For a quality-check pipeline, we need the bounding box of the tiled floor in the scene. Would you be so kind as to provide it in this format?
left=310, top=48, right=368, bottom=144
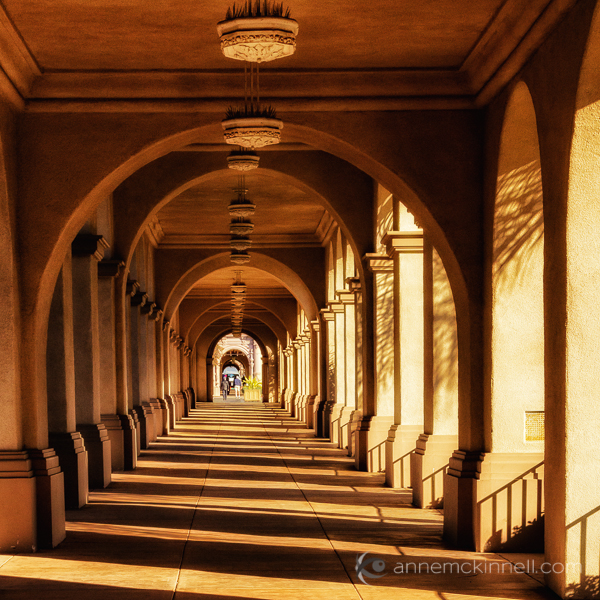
left=0, top=404, right=557, bottom=599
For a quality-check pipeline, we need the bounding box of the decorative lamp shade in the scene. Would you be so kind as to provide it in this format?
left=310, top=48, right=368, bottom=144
left=231, top=252, right=251, bottom=265
left=229, top=202, right=256, bottom=219
left=230, top=238, right=252, bottom=252
left=227, top=151, right=260, bottom=171
left=230, top=222, right=254, bottom=236
left=222, top=117, right=283, bottom=148
left=217, top=17, right=299, bottom=63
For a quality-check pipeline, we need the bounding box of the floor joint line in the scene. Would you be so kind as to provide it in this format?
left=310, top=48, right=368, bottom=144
left=262, top=409, right=365, bottom=599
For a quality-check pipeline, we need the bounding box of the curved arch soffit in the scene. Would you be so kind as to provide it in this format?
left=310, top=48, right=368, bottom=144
left=204, top=328, right=268, bottom=360
left=190, top=313, right=281, bottom=358
left=494, top=81, right=543, bottom=253
left=125, top=166, right=352, bottom=262
left=186, top=298, right=289, bottom=346
left=164, top=252, right=318, bottom=323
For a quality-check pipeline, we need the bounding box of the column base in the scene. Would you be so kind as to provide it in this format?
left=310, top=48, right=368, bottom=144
left=165, top=396, right=176, bottom=430
left=148, top=398, right=163, bottom=441
left=313, top=396, right=326, bottom=438
left=128, top=409, right=141, bottom=456
left=296, top=394, right=307, bottom=423
left=305, top=394, right=317, bottom=429
left=410, top=433, right=457, bottom=507
left=443, top=451, right=544, bottom=551
left=325, top=402, right=344, bottom=445
left=348, top=410, right=363, bottom=457
left=0, top=451, right=37, bottom=552
left=132, top=404, right=154, bottom=450
left=339, top=406, right=355, bottom=451
left=156, top=398, right=170, bottom=436
left=77, top=423, right=112, bottom=489
left=289, top=392, right=298, bottom=419
left=118, top=414, right=137, bottom=470
left=49, top=432, right=88, bottom=508
left=29, top=448, right=66, bottom=549
left=174, top=393, right=185, bottom=421
left=100, top=414, right=125, bottom=471
left=355, top=415, right=395, bottom=472
left=384, top=424, right=423, bottom=489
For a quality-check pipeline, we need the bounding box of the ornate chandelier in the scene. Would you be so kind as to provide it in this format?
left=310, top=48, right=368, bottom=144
left=217, top=2, right=298, bottom=63
left=231, top=273, right=246, bottom=336
left=229, top=174, right=254, bottom=264
left=219, top=2, right=295, bottom=152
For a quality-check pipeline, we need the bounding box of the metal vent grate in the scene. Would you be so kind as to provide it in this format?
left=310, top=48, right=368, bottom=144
left=525, top=411, right=545, bottom=442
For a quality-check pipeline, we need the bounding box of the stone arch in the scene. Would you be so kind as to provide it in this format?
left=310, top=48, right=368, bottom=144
left=186, top=301, right=288, bottom=350
left=163, top=252, right=320, bottom=324
left=489, top=81, right=544, bottom=454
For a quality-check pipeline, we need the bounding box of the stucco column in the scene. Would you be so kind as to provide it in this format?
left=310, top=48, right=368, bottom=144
left=291, top=339, right=302, bottom=419
left=113, top=270, right=137, bottom=469
left=130, top=290, right=155, bottom=448
left=47, top=255, right=88, bottom=510
left=98, top=259, right=134, bottom=472
left=46, top=254, right=88, bottom=509
left=337, top=290, right=357, bottom=452
left=320, top=309, right=336, bottom=439
left=311, top=319, right=326, bottom=436
left=326, top=303, right=346, bottom=445
left=380, top=231, right=425, bottom=489
left=410, top=239, right=458, bottom=507
left=125, top=279, right=141, bottom=456
left=71, top=234, right=111, bottom=489
left=355, top=255, right=395, bottom=472
left=142, top=301, right=163, bottom=437
left=304, top=326, right=318, bottom=429
left=261, top=356, right=269, bottom=402
left=151, top=308, right=169, bottom=433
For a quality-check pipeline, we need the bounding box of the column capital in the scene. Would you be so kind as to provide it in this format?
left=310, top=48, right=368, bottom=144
left=131, top=291, right=149, bottom=308
left=336, top=289, right=355, bottom=304
left=140, top=300, right=157, bottom=315
left=328, top=301, right=345, bottom=314
left=363, top=252, right=393, bottom=272
left=72, top=234, right=109, bottom=261
left=381, top=230, right=424, bottom=256
left=126, top=279, right=140, bottom=297
left=310, top=319, right=320, bottom=333
left=346, top=276, right=362, bottom=293
left=320, top=308, right=335, bottom=322
left=154, top=308, right=164, bottom=322
left=162, top=319, right=170, bottom=332
left=98, top=259, right=125, bottom=278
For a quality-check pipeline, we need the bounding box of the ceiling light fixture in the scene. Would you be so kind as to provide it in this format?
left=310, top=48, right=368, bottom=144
left=217, top=2, right=298, bottom=63
left=219, top=2, right=295, bottom=150
left=227, top=149, right=261, bottom=171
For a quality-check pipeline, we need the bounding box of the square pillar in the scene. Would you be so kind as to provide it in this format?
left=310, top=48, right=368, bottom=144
left=72, top=234, right=112, bottom=489
left=47, top=255, right=88, bottom=508
left=382, top=229, right=425, bottom=489
left=355, top=255, right=395, bottom=472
